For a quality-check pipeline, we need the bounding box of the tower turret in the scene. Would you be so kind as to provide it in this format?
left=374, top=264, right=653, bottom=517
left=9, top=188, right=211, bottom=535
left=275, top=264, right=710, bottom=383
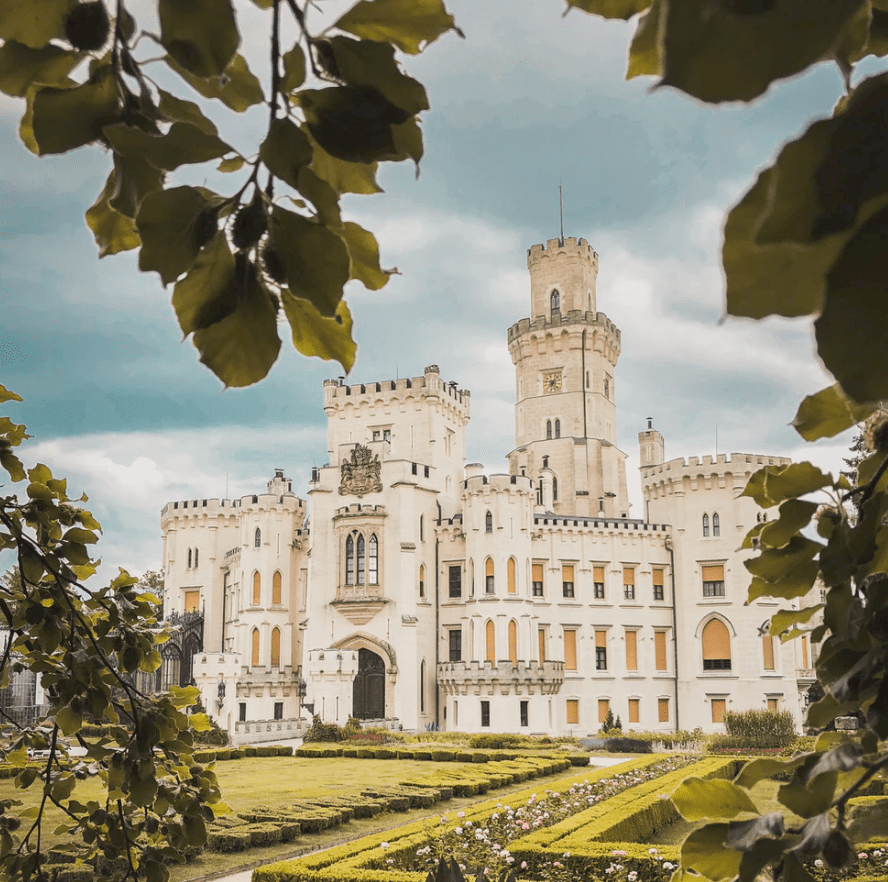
left=638, top=418, right=665, bottom=468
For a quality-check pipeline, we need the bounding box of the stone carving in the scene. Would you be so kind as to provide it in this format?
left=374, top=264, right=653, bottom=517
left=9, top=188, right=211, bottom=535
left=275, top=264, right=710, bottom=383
left=339, top=445, right=382, bottom=497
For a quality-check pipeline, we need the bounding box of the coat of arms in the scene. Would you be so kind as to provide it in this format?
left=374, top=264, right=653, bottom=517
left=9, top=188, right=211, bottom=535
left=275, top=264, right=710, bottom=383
left=339, top=445, right=382, bottom=497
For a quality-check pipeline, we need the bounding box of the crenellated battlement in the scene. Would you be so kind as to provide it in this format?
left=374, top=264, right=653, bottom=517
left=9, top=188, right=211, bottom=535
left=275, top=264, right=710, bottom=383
left=161, top=492, right=305, bottom=525
left=323, top=364, right=470, bottom=415
left=640, top=452, right=792, bottom=497
left=462, top=472, right=535, bottom=496
left=507, top=310, right=620, bottom=344
left=333, top=503, right=387, bottom=518
left=526, top=237, right=597, bottom=269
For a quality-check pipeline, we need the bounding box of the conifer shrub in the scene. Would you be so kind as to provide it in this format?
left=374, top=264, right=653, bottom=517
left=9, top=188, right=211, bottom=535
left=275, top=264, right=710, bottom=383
left=605, top=737, right=653, bottom=754
left=302, top=714, right=344, bottom=742
left=708, top=709, right=797, bottom=750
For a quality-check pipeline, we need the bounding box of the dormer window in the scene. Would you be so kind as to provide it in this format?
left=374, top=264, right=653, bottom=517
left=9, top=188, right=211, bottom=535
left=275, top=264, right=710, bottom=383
left=550, top=289, right=560, bottom=313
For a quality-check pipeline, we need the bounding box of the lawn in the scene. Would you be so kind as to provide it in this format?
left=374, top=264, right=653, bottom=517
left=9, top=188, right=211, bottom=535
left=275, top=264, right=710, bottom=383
left=0, top=755, right=601, bottom=882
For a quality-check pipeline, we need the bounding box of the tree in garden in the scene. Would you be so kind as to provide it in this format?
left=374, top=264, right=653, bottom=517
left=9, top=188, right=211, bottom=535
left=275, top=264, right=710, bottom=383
left=0, top=384, right=222, bottom=882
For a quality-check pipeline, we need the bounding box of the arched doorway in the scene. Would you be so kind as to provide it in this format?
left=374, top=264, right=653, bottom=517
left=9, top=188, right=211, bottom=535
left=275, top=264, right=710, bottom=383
left=353, top=648, right=385, bottom=719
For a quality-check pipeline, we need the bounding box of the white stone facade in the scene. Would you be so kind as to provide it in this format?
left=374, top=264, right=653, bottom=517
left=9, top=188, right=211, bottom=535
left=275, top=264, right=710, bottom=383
left=161, top=236, right=814, bottom=743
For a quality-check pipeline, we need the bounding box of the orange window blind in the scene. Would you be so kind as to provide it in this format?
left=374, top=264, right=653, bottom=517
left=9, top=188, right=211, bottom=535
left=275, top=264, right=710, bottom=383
left=711, top=698, right=726, bottom=723
left=184, top=590, right=200, bottom=613
left=566, top=699, right=579, bottom=725
left=486, top=558, right=494, bottom=577
left=270, top=627, right=281, bottom=667
left=508, top=620, right=518, bottom=664
left=762, top=635, right=775, bottom=670
left=628, top=698, right=640, bottom=723
left=595, top=629, right=607, bottom=648
left=625, top=630, right=638, bottom=670
left=658, top=698, right=669, bottom=722
left=508, top=558, right=517, bottom=594
left=486, top=621, right=496, bottom=662
left=598, top=699, right=610, bottom=723
left=702, top=565, right=724, bottom=582
left=653, top=569, right=664, bottom=586
left=767, top=698, right=778, bottom=710
left=562, top=564, right=574, bottom=581
left=533, top=563, right=544, bottom=582
left=564, top=630, right=577, bottom=670
left=623, top=567, right=635, bottom=584
left=272, top=571, right=282, bottom=605
left=251, top=628, right=260, bottom=666
left=594, top=565, right=605, bottom=583
left=702, top=619, right=731, bottom=660
left=655, top=631, right=668, bottom=671
left=801, top=636, right=809, bottom=668
left=538, top=627, right=546, bottom=661
left=252, top=571, right=261, bottom=605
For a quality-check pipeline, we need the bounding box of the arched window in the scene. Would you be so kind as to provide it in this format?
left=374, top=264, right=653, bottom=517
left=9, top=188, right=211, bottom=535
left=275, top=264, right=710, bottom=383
left=368, top=534, right=378, bottom=584
left=508, top=620, right=518, bottom=665
left=419, top=515, right=424, bottom=541
left=485, top=620, right=496, bottom=663
left=420, top=659, right=426, bottom=712
left=187, top=548, right=192, bottom=568
left=702, top=619, right=731, bottom=670
left=485, top=511, right=493, bottom=533
left=485, top=558, right=494, bottom=594
left=272, top=570, right=282, bottom=605
left=419, top=563, right=425, bottom=599
left=553, top=476, right=558, bottom=502
left=550, top=289, right=560, bottom=312
left=357, top=534, right=365, bottom=585
left=252, top=571, right=261, bottom=605
left=546, top=420, right=552, bottom=440
left=254, top=528, right=261, bottom=548
left=713, top=513, right=720, bottom=537
left=270, top=627, right=281, bottom=667
left=345, top=534, right=355, bottom=585
left=554, top=419, right=560, bottom=438
left=507, top=557, right=517, bottom=594
left=586, top=370, right=590, bottom=388
left=703, top=514, right=710, bottom=537
left=604, top=379, right=609, bottom=399
left=251, top=628, right=260, bottom=667
left=194, top=548, right=199, bottom=567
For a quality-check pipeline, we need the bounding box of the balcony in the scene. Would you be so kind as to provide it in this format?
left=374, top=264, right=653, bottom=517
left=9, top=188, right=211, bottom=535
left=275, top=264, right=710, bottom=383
left=331, top=583, right=389, bottom=625
left=437, top=659, right=564, bottom=697
left=796, top=668, right=816, bottom=684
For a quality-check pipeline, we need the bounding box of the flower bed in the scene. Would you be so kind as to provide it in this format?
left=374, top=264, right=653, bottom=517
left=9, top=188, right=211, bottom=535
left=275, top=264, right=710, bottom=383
left=254, top=756, right=678, bottom=882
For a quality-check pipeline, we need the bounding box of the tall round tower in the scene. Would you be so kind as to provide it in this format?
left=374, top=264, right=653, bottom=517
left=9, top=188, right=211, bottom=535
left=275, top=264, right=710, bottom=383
left=507, top=237, right=629, bottom=518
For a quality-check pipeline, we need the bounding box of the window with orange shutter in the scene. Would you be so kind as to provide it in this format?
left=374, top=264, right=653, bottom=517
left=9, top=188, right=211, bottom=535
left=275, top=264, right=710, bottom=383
left=623, top=566, right=635, bottom=601
left=702, top=619, right=731, bottom=670
left=271, top=627, right=281, bottom=667
left=508, top=558, right=517, bottom=594
left=625, top=630, right=638, bottom=671
left=655, top=631, right=668, bottom=671
left=652, top=568, right=665, bottom=601
left=532, top=563, right=544, bottom=597
left=593, top=565, right=605, bottom=599
left=252, top=571, right=261, bottom=605
left=251, top=628, right=260, bottom=667
left=658, top=698, right=669, bottom=722
left=538, top=627, right=546, bottom=661
left=762, top=635, right=775, bottom=670
left=272, top=570, right=282, bottom=605
left=485, top=558, right=495, bottom=594
left=564, top=629, right=577, bottom=670
left=595, top=629, right=607, bottom=671
left=486, top=620, right=496, bottom=662
left=562, top=564, right=574, bottom=598
left=598, top=699, right=610, bottom=723
left=702, top=564, right=725, bottom=597
left=184, top=590, right=200, bottom=613
left=508, top=620, right=518, bottom=664
left=711, top=698, right=726, bottom=723
left=767, top=698, right=778, bottom=710
left=628, top=698, right=640, bottom=723
left=566, top=699, right=579, bottom=725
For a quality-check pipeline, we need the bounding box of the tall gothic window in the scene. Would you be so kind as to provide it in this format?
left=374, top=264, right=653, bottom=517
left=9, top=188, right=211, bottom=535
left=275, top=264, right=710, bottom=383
left=550, top=289, right=560, bottom=312
left=254, top=528, right=261, bottom=548
left=194, top=548, right=199, bottom=567
left=703, top=513, right=710, bottom=537
left=713, top=513, right=720, bottom=536
left=251, top=628, right=260, bottom=667
left=357, top=534, right=365, bottom=585
left=270, top=627, right=281, bottom=667
left=187, top=548, right=192, bottom=568
left=345, top=534, right=355, bottom=584
left=485, top=511, right=493, bottom=533
left=546, top=420, right=552, bottom=439
left=368, top=534, right=378, bottom=584
left=554, top=419, right=560, bottom=438
left=252, top=571, right=261, bottom=605
left=553, top=477, right=558, bottom=502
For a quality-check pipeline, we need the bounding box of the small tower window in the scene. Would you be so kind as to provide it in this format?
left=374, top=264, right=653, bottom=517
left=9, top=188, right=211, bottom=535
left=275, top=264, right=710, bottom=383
left=546, top=420, right=552, bottom=440
left=345, top=533, right=355, bottom=585
left=194, top=548, right=199, bottom=568
left=254, top=528, right=261, bottom=548
left=703, top=514, right=710, bottom=537
left=604, top=379, right=609, bottom=399
left=713, top=513, right=720, bottom=537
left=368, top=534, right=378, bottom=584
left=554, top=419, right=560, bottom=438
left=550, top=289, right=560, bottom=313
left=357, top=534, right=366, bottom=585
left=485, top=511, right=493, bottom=533
left=553, top=477, right=558, bottom=501
left=187, top=548, right=192, bottom=569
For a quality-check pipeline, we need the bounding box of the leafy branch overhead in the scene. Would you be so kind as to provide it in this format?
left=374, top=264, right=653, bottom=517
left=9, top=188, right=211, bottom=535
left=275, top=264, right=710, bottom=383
left=0, top=0, right=461, bottom=387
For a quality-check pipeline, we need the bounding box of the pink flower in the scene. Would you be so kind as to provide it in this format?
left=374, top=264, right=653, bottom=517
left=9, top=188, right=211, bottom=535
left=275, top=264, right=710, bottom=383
left=521, top=862, right=527, bottom=870
left=859, top=853, right=868, bottom=859
left=457, top=811, right=465, bottom=818
left=612, top=850, right=627, bottom=856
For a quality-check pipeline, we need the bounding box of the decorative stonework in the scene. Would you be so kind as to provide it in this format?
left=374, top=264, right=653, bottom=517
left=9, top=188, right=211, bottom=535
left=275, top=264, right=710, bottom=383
left=330, top=597, right=389, bottom=626
left=339, top=445, right=382, bottom=497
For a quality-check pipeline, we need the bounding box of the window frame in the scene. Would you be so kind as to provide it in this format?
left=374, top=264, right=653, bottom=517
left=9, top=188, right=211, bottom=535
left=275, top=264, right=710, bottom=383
left=448, top=564, right=462, bottom=599
left=448, top=628, right=462, bottom=662
left=481, top=700, right=491, bottom=728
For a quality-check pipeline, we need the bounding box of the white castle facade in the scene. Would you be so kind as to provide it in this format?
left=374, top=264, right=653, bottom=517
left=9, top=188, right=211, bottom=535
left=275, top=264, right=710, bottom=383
left=160, top=236, right=815, bottom=744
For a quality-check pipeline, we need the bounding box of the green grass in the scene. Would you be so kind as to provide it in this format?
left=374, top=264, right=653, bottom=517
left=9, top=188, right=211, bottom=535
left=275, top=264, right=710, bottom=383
left=0, top=755, right=598, bottom=882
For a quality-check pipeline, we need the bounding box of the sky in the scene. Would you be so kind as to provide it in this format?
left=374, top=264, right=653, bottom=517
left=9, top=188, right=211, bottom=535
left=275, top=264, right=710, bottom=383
left=0, top=2, right=876, bottom=580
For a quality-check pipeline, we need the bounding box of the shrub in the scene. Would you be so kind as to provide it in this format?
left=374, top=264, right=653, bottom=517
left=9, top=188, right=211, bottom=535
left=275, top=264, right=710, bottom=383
left=721, top=709, right=797, bottom=749
left=302, top=714, right=344, bottom=743
left=605, top=737, right=653, bottom=754
left=191, top=693, right=229, bottom=746
left=468, top=733, right=528, bottom=749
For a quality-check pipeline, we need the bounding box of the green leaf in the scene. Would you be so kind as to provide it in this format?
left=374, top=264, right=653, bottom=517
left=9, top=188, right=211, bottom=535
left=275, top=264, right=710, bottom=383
left=63, top=527, right=98, bottom=544
left=759, top=499, right=819, bottom=549
left=806, top=691, right=857, bottom=729
left=745, top=536, right=821, bottom=582
left=159, top=0, right=238, bottom=77
left=815, top=202, right=888, bottom=402
left=281, top=43, right=306, bottom=92
left=104, top=121, right=231, bottom=171
left=157, top=88, right=219, bottom=136
left=0, top=450, right=26, bottom=483
left=109, top=150, right=166, bottom=219
left=31, top=66, right=120, bottom=155
left=192, top=262, right=282, bottom=388
left=769, top=605, right=824, bottom=637
left=747, top=565, right=819, bottom=602
left=672, top=777, right=759, bottom=821
left=56, top=705, right=83, bottom=736
left=270, top=206, right=350, bottom=316
left=282, top=294, right=357, bottom=373
left=5, top=745, right=28, bottom=768
left=566, top=0, right=652, bottom=18
left=0, top=41, right=81, bottom=97
left=0, top=0, right=69, bottom=49
left=218, top=155, right=245, bottom=172
left=258, top=117, right=313, bottom=189
left=309, top=134, right=382, bottom=194
left=681, top=823, right=741, bottom=881
left=0, top=385, right=23, bottom=405
left=172, top=234, right=238, bottom=335
left=659, top=0, right=863, bottom=103
left=742, top=462, right=832, bottom=507
left=391, top=116, right=424, bottom=166
left=778, top=771, right=838, bottom=818
left=734, top=755, right=811, bottom=789
left=190, top=713, right=211, bottom=732
left=626, top=0, right=662, bottom=78
left=327, top=36, right=429, bottom=115
left=792, top=384, right=876, bottom=441
left=166, top=53, right=263, bottom=112
left=334, top=0, right=460, bottom=54
left=297, top=167, right=341, bottom=225
left=298, top=86, right=410, bottom=163
left=136, top=186, right=213, bottom=285
left=338, top=221, right=393, bottom=289
left=86, top=173, right=141, bottom=257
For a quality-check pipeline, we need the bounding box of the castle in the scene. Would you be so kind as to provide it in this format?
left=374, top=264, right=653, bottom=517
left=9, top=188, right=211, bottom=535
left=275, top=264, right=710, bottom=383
left=160, top=236, right=814, bottom=743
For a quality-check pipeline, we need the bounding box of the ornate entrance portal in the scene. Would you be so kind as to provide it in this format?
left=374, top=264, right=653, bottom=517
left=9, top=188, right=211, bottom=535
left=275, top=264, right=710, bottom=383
left=353, top=648, right=385, bottom=719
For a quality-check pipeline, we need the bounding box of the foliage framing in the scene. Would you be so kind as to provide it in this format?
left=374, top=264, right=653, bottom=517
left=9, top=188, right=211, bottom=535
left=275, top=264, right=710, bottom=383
left=565, top=0, right=888, bottom=880
left=0, top=0, right=461, bottom=387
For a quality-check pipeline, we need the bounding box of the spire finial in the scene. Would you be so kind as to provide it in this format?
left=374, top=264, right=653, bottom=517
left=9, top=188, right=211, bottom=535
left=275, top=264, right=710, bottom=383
left=559, top=183, right=564, bottom=241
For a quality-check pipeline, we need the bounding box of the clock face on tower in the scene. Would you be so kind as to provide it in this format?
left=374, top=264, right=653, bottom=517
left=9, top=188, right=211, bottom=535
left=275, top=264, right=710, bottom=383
left=543, top=372, right=562, bottom=394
